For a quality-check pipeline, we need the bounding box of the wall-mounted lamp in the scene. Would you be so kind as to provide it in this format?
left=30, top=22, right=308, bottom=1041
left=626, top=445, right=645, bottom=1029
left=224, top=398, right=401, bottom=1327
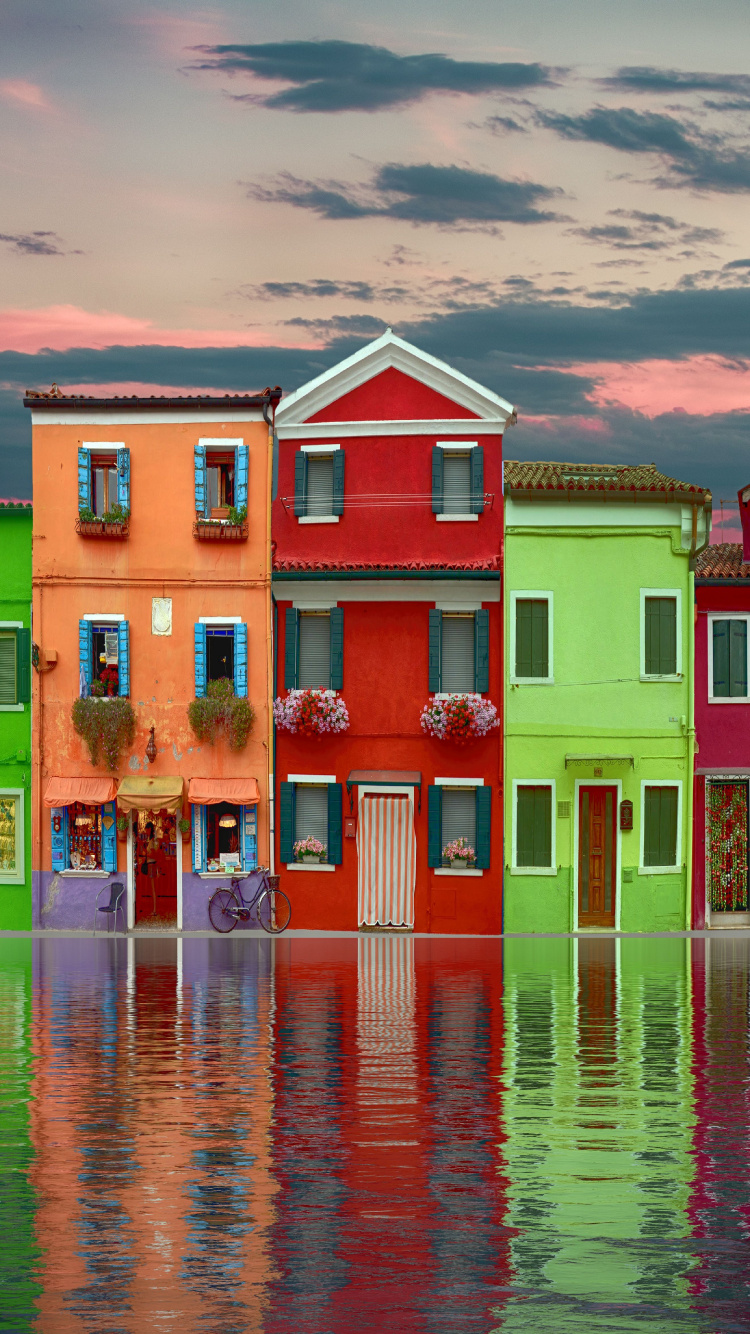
left=145, top=726, right=157, bottom=765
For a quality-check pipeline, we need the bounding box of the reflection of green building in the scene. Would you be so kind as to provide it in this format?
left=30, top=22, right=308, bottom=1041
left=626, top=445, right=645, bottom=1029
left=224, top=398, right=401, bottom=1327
left=496, top=936, right=695, bottom=1331
left=0, top=504, right=32, bottom=930
left=0, top=939, right=39, bottom=1325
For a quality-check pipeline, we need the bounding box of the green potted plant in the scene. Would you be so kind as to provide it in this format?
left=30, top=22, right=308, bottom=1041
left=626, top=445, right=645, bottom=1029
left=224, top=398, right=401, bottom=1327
left=116, top=814, right=129, bottom=842
left=188, top=678, right=255, bottom=750
left=178, top=816, right=191, bottom=836
left=293, top=836, right=327, bottom=865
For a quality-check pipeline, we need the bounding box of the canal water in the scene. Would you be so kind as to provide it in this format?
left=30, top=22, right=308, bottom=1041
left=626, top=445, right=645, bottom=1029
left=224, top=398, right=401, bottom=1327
left=0, top=934, right=748, bottom=1332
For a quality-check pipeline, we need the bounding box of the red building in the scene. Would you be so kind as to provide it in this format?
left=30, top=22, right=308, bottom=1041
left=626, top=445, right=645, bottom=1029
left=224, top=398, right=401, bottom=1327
left=693, top=484, right=750, bottom=928
left=272, top=330, right=513, bottom=933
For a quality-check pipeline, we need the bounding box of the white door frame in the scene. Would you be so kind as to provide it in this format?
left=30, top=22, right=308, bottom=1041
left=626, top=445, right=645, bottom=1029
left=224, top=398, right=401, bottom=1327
left=573, top=778, right=622, bottom=932
left=125, top=810, right=183, bottom=932
left=357, top=784, right=416, bottom=927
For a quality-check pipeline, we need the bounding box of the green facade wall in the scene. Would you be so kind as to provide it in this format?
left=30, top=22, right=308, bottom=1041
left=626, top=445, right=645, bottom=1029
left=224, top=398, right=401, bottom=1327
left=504, top=507, right=693, bottom=934
left=0, top=507, right=32, bottom=931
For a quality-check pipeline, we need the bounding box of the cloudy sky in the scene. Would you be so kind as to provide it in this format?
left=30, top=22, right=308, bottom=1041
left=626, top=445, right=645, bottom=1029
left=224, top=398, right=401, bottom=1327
left=3, top=0, right=750, bottom=528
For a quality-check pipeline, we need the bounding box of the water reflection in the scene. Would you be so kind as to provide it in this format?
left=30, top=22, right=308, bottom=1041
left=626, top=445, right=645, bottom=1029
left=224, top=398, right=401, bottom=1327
left=0, top=934, right=745, bottom=1330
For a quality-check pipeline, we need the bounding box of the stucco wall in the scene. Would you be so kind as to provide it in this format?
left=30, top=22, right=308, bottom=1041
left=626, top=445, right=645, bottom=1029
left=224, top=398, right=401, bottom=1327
left=0, top=508, right=32, bottom=929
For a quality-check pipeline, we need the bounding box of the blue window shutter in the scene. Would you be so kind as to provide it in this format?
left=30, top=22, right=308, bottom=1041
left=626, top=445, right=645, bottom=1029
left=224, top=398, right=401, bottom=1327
left=294, top=452, right=307, bottom=517
left=117, top=447, right=130, bottom=511
left=332, top=450, right=345, bottom=516
left=78, top=447, right=91, bottom=512
left=428, top=785, right=443, bottom=867
left=236, top=443, right=249, bottom=510
left=329, top=607, right=344, bottom=690
left=284, top=609, right=299, bottom=689
left=470, top=446, right=484, bottom=514
left=194, top=443, right=208, bottom=518
left=79, top=620, right=92, bottom=696
left=475, top=787, right=492, bottom=869
left=101, top=801, right=117, bottom=872
left=432, top=447, right=444, bottom=514
left=474, top=609, right=489, bottom=693
left=429, top=609, right=442, bottom=692
left=50, top=808, right=68, bottom=872
left=279, top=782, right=295, bottom=863
left=327, top=784, right=343, bottom=865
left=191, top=805, right=207, bottom=872
left=117, top=621, right=130, bottom=697
left=194, top=623, right=207, bottom=697
left=241, top=804, right=257, bottom=870
left=234, top=623, right=248, bottom=697
left=16, top=629, right=31, bottom=704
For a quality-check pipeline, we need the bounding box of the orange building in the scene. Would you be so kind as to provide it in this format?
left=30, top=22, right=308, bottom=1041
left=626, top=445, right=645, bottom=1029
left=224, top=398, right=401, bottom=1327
left=26, top=389, right=280, bottom=931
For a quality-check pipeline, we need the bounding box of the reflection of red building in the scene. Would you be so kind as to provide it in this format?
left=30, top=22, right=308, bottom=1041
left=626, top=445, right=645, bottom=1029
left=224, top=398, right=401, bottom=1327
left=273, top=331, right=513, bottom=933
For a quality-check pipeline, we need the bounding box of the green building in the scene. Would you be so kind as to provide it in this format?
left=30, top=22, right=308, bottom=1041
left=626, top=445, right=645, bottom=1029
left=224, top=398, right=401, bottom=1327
left=0, top=503, right=32, bottom=930
left=503, top=463, right=711, bottom=934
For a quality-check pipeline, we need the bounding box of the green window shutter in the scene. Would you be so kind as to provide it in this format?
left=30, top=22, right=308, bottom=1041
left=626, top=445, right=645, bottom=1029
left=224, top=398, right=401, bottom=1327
left=284, top=609, right=299, bottom=689
left=730, top=620, right=748, bottom=697
left=279, top=782, right=296, bottom=863
left=644, top=786, right=678, bottom=866
left=470, top=446, right=484, bottom=514
left=474, top=609, right=489, bottom=693
left=431, top=447, right=444, bottom=514
left=428, top=609, right=442, bottom=692
left=0, top=634, right=16, bottom=705
left=515, top=599, right=548, bottom=678
left=645, top=597, right=677, bottom=675
left=329, top=606, right=344, bottom=690
left=427, top=785, right=442, bottom=867
left=294, top=452, right=307, bottom=517
left=713, top=620, right=730, bottom=697
left=332, top=450, right=345, bottom=516
left=327, top=783, right=343, bottom=865
left=16, top=629, right=31, bottom=704
left=516, top=786, right=552, bottom=867
left=475, top=786, right=491, bottom=868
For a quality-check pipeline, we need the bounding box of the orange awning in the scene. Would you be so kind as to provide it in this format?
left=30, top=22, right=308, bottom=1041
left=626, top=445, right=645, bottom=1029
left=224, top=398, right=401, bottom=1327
left=44, top=776, right=118, bottom=808
left=188, top=777, right=260, bottom=806
left=116, top=775, right=184, bottom=814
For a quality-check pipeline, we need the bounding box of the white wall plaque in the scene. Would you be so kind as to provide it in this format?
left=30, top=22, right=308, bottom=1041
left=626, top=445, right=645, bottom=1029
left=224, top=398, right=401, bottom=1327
left=152, top=598, right=172, bottom=636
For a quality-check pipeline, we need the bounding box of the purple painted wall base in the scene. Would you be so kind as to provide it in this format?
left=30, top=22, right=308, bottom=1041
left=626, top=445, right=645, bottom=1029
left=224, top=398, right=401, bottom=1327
left=33, top=869, right=264, bottom=932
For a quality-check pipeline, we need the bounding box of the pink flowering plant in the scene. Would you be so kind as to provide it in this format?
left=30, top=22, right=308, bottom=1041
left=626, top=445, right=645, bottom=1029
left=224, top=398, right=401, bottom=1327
left=442, top=838, right=476, bottom=866
left=274, top=689, right=350, bottom=736
left=420, top=694, right=499, bottom=745
left=294, top=836, right=327, bottom=861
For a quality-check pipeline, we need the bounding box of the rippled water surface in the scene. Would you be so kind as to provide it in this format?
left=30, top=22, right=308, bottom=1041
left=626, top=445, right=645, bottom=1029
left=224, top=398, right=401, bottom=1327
left=0, top=934, right=749, bottom=1332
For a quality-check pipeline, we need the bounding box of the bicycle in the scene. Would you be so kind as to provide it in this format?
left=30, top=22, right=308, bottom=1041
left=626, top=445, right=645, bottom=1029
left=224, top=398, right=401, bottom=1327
left=208, top=867, right=291, bottom=935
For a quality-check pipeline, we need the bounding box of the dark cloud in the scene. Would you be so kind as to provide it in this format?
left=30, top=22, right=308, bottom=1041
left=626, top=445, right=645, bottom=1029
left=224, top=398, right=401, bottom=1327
left=602, top=67, right=750, bottom=97
left=537, top=105, right=750, bottom=193
left=241, top=278, right=380, bottom=301
left=247, top=163, right=565, bottom=229
left=189, top=39, right=556, bottom=113
left=724, top=258, right=750, bottom=270
left=570, top=208, right=722, bottom=251
left=0, top=230, right=69, bottom=257
left=485, top=115, right=527, bottom=134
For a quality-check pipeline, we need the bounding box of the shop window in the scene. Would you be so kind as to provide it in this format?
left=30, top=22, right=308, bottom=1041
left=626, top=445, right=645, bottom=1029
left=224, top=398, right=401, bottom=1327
left=428, top=609, right=489, bottom=694
left=49, top=801, right=117, bottom=873
left=191, top=804, right=257, bottom=872
left=0, top=790, right=23, bottom=884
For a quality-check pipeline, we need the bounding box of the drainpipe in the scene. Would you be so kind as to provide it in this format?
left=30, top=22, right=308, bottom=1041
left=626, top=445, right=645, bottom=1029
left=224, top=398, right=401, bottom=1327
left=262, top=394, right=278, bottom=874
left=685, top=497, right=710, bottom=927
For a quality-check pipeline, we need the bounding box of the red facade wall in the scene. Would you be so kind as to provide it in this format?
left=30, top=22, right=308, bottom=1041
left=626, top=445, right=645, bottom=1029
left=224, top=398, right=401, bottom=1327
left=305, top=367, right=480, bottom=422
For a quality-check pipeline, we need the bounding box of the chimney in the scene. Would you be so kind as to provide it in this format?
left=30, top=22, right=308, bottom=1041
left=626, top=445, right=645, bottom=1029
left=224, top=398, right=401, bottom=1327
left=738, top=484, right=750, bottom=562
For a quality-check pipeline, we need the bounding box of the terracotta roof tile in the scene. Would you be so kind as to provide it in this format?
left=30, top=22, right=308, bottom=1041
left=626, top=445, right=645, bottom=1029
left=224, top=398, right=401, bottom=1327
left=696, top=543, right=750, bottom=579
left=273, top=557, right=500, bottom=573
left=504, top=459, right=711, bottom=500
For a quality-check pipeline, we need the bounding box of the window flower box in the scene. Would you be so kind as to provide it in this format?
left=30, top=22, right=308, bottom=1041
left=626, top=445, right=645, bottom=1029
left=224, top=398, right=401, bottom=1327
left=75, top=518, right=129, bottom=538
left=274, top=689, right=350, bottom=736
left=421, top=694, right=499, bottom=744
left=193, top=520, right=248, bottom=541
left=442, top=838, right=476, bottom=869
left=294, top=837, right=327, bottom=864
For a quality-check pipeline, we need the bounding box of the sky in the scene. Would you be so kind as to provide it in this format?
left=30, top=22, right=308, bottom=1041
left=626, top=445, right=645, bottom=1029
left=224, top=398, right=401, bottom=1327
left=2, top=0, right=750, bottom=533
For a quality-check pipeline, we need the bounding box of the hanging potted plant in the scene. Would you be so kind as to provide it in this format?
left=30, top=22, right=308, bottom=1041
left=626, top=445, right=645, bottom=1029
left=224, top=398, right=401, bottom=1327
left=442, top=838, right=476, bottom=870
left=420, top=694, right=499, bottom=745
left=274, top=689, right=350, bottom=737
left=178, top=816, right=191, bottom=836
left=187, top=678, right=255, bottom=749
left=294, top=836, right=327, bottom=865
left=72, top=697, right=136, bottom=769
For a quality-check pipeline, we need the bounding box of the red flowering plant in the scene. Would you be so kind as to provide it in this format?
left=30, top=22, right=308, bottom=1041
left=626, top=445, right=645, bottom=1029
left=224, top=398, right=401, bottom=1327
left=98, top=666, right=119, bottom=697
left=274, top=689, right=349, bottom=737
left=420, top=693, right=499, bottom=745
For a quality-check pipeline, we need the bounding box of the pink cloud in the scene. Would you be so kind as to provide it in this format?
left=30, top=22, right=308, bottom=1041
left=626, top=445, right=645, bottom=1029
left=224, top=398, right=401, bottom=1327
left=0, top=80, right=53, bottom=111
left=572, top=355, right=750, bottom=418
left=0, top=305, right=322, bottom=354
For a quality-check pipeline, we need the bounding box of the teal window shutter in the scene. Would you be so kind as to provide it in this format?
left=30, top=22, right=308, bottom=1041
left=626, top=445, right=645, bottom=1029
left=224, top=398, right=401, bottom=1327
left=50, top=808, right=68, bottom=872
left=470, top=446, right=484, bottom=514
left=79, top=619, right=92, bottom=696
left=431, top=447, right=444, bottom=514
left=78, top=447, right=91, bottom=513
left=294, top=452, right=307, bottom=517
left=234, top=623, right=248, bottom=697
left=101, top=801, right=117, bottom=872
left=730, top=620, right=747, bottom=696
left=329, top=607, right=344, bottom=690
left=516, top=786, right=552, bottom=867
left=194, top=443, right=208, bottom=518
left=16, top=628, right=31, bottom=704
left=194, top=623, right=207, bottom=697
left=284, top=609, right=299, bottom=689
left=327, top=783, right=343, bottom=865
left=279, top=782, right=296, bottom=863
left=117, top=447, right=130, bottom=511
left=474, top=609, right=489, bottom=693
left=645, top=597, right=677, bottom=675
left=475, top=786, right=492, bottom=868
left=644, top=786, right=678, bottom=866
left=429, top=609, right=442, bottom=692
left=428, top=785, right=443, bottom=867
left=236, top=443, right=249, bottom=510
left=117, top=621, right=130, bottom=697
left=332, top=450, right=345, bottom=516
left=241, top=804, right=257, bottom=870
left=515, top=599, right=548, bottom=678
left=191, top=805, right=207, bottom=872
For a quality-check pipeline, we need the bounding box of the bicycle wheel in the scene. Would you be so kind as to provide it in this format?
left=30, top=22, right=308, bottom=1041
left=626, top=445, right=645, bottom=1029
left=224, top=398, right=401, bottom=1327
left=208, top=888, right=241, bottom=934
left=257, top=888, right=291, bottom=935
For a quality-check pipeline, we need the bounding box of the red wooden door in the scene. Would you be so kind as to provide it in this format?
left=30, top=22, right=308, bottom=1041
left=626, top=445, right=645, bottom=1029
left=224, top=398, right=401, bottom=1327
left=578, top=786, right=617, bottom=928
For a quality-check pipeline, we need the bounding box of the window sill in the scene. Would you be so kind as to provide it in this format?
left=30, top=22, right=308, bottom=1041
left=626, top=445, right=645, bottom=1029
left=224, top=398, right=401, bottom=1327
left=640, top=674, right=682, bottom=683
left=0, top=704, right=23, bottom=712
left=286, top=862, right=336, bottom=872
left=59, top=869, right=112, bottom=878
left=436, top=513, right=479, bottom=522
left=434, top=867, right=483, bottom=877
left=509, top=866, right=558, bottom=875
left=708, top=696, right=750, bottom=704
left=638, top=866, right=681, bottom=876
left=197, top=871, right=252, bottom=879
left=298, top=515, right=340, bottom=525
left=510, top=678, right=554, bottom=687
left=434, top=692, right=484, bottom=701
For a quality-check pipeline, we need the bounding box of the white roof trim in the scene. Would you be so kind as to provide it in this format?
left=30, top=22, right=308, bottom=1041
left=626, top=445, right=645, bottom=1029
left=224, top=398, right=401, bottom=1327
left=275, top=329, right=514, bottom=426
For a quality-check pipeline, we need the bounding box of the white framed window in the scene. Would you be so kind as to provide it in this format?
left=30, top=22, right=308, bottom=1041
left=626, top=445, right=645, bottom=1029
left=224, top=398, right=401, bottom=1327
left=509, top=592, right=554, bottom=685
left=708, top=613, right=750, bottom=703
left=0, top=622, right=28, bottom=712
left=640, top=588, right=682, bottom=681
left=639, top=780, right=682, bottom=874
left=0, top=790, right=24, bottom=885
left=297, top=444, right=343, bottom=524
left=511, top=780, right=556, bottom=874
left=434, top=441, right=481, bottom=522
